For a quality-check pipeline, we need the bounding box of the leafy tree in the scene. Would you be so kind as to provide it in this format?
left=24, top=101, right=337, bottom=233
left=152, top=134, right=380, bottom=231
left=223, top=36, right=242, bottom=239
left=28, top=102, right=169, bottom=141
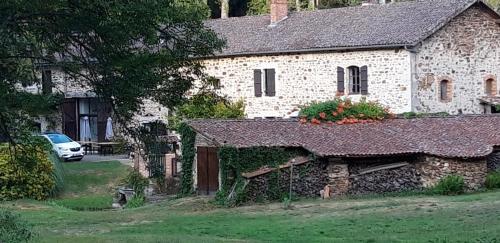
left=168, top=80, right=245, bottom=130
left=247, top=0, right=361, bottom=15
left=0, top=0, right=224, bottom=143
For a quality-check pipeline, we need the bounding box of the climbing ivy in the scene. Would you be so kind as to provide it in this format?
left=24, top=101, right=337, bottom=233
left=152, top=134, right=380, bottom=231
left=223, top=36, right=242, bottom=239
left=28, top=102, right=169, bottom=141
left=215, top=146, right=307, bottom=206
left=178, top=123, right=197, bottom=195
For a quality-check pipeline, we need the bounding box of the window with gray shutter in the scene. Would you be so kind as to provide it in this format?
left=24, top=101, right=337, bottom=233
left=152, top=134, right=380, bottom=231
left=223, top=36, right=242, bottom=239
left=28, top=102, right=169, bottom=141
left=360, top=65, right=368, bottom=95
left=348, top=66, right=360, bottom=94
left=337, top=67, right=345, bottom=93
left=265, top=69, right=276, bottom=97
left=254, top=69, right=262, bottom=97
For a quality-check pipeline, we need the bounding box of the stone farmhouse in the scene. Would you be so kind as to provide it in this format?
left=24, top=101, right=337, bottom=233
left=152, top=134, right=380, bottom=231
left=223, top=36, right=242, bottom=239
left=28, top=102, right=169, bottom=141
left=203, top=0, right=500, bottom=118
left=28, top=0, right=499, bottom=142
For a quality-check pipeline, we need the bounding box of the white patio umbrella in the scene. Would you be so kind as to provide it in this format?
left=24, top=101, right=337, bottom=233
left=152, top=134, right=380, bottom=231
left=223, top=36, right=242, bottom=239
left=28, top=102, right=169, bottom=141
left=81, top=116, right=92, bottom=141
left=105, top=117, right=114, bottom=141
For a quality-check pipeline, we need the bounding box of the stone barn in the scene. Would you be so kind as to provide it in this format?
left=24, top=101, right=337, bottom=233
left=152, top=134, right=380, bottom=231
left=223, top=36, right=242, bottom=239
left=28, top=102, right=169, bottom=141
left=186, top=115, right=500, bottom=200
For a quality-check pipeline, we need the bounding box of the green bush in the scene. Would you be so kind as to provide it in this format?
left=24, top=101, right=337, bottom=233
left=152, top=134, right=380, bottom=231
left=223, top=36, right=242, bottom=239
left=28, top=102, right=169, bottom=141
left=485, top=171, right=500, bottom=189
left=122, top=169, right=149, bottom=196
left=299, top=98, right=389, bottom=124
left=0, top=144, right=56, bottom=200
left=433, top=175, right=465, bottom=195
left=125, top=195, right=145, bottom=209
left=0, top=210, right=35, bottom=243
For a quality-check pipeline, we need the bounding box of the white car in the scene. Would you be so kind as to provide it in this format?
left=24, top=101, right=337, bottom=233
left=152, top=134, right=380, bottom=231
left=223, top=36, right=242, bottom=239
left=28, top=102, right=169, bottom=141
left=42, top=133, right=84, bottom=161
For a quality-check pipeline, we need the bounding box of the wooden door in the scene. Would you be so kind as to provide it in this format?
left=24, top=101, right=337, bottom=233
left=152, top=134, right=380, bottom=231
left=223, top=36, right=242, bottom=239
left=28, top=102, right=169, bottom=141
left=62, top=99, right=77, bottom=140
left=197, top=147, right=219, bottom=195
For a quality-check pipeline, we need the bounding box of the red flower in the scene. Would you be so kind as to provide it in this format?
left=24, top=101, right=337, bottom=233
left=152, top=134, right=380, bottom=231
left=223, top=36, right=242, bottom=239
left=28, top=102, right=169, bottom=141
left=299, top=117, right=308, bottom=124
left=319, top=112, right=327, bottom=119
left=311, top=118, right=321, bottom=125
left=337, top=107, right=344, bottom=114
left=332, top=111, right=338, bottom=117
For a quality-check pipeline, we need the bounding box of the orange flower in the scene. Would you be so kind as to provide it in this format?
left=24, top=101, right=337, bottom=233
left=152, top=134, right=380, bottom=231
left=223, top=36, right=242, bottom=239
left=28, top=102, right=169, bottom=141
left=332, top=111, right=338, bottom=117
left=337, top=107, right=344, bottom=114
left=319, top=112, right=327, bottom=119
left=299, top=117, right=308, bottom=124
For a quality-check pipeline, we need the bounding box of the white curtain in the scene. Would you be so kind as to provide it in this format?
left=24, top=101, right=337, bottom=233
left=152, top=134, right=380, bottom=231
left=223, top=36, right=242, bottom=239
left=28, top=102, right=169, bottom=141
left=105, top=117, right=114, bottom=141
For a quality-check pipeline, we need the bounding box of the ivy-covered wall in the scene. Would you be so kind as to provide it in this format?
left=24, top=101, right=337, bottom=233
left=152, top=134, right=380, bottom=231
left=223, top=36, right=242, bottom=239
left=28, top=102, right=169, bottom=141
left=215, top=146, right=310, bottom=206
left=178, top=123, right=196, bottom=195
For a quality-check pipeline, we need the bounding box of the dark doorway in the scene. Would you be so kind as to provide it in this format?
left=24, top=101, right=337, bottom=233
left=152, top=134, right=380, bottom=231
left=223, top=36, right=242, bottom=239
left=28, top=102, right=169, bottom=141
left=197, top=147, right=219, bottom=195
left=493, top=105, right=500, bottom=114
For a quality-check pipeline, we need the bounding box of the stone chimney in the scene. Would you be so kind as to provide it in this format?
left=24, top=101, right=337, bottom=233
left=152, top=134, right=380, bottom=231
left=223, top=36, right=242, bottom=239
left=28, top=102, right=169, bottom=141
left=270, top=0, right=288, bottom=25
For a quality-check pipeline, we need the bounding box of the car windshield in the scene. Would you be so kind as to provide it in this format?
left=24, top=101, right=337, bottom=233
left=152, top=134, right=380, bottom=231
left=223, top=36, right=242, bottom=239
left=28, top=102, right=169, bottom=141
left=46, top=134, right=73, bottom=144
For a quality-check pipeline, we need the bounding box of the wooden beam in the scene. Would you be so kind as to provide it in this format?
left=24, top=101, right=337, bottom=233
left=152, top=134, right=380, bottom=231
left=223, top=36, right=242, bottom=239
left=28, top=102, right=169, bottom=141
left=351, top=162, right=410, bottom=177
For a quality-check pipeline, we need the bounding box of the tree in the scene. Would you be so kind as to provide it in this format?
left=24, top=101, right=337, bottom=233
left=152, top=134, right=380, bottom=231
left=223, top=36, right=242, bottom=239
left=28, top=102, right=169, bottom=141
left=168, top=91, right=245, bottom=130
left=0, top=0, right=224, bottom=144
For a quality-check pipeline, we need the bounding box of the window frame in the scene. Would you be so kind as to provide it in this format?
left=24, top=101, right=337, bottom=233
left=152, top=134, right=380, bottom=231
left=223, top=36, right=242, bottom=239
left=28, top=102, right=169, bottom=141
left=348, top=66, right=361, bottom=94
left=485, top=78, right=496, bottom=96
left=439, top=79, right=452, bottom=102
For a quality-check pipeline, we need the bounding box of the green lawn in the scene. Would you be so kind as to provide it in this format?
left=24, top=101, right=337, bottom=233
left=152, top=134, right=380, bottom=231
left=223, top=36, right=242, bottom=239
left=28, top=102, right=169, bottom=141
left=51, top=160, right=130, bottom=211
left=2, top=161, right=500, bottom=242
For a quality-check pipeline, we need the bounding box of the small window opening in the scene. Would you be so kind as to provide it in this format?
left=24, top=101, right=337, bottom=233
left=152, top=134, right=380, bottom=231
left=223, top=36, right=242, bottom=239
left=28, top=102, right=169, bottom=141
left=485, top=79, right=496, bottom=96
left=440, top=79, right=451, bottom=101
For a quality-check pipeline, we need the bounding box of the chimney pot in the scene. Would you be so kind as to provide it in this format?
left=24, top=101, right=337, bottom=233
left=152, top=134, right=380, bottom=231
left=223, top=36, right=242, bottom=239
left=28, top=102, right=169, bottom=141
left=270, top=0, right=288, bottom=25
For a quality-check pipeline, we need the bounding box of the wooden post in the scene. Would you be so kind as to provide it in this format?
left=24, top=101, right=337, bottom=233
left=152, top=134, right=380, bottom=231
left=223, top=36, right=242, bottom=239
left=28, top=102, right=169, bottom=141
left=289, top=159, right=295, bottom=202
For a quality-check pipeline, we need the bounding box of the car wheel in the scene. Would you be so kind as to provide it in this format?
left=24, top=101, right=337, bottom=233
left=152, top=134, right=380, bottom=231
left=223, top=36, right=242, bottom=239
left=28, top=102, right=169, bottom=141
left=74, top=158, right=83, bottom=161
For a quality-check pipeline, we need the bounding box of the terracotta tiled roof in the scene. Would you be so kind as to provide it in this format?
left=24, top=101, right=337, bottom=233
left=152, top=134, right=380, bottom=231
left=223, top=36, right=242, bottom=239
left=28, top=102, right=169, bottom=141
left=188, top=115, right=500, bottom=158
left=204, top=0, right=498, bottom=57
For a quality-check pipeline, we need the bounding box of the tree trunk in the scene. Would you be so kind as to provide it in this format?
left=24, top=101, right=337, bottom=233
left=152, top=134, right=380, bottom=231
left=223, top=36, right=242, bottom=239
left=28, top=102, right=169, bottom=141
left=221, top=0, right=229, bottom=18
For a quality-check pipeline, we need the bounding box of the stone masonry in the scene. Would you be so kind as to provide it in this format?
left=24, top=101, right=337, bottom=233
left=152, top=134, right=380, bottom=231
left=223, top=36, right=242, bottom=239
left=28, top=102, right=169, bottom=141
left=326, top=161, right=350, bottom=196
left=202, top=49, right=413, bottom=118
left=415, top=6, right=500, bottom=114
left=416, top=156, right=487, bottom=190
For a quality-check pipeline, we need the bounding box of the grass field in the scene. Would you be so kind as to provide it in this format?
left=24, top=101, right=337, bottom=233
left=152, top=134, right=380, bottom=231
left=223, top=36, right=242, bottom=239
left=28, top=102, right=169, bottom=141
left=2, top=161, right=500, bottom=242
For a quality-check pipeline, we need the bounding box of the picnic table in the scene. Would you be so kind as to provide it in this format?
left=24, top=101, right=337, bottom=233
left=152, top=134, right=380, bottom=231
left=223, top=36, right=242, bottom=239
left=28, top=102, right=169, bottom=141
left=77, top=141, right=119, bottom=155
left=97, top=142, right=120, bottom=156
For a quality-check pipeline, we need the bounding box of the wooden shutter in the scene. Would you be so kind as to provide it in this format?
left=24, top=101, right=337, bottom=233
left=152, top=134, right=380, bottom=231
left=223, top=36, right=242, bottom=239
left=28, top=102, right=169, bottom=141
left=337, top=67, right=345, bottom=93
left=62, top=99, right=77, bottom=140
left=265, top=69, right=276, bottom=97
left=360, top=65, right=368, bottom=95
left=42, top=70, right=52, bottom=95
left=254, top=69, right=262, bottom=97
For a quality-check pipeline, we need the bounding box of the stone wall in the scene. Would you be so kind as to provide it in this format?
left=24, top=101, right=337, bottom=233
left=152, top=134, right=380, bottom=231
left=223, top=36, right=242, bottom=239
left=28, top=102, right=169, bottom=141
left=245, top=161, right=329, bottom=202
left=201, top=49, right=413, bottom=118
left=326, top=162, right=350, bottom=196
left=415, top=6, right=500, bottom=114
left=416, top=156, right=487, bottom=190
left=487, top=151, right=500, bottom=172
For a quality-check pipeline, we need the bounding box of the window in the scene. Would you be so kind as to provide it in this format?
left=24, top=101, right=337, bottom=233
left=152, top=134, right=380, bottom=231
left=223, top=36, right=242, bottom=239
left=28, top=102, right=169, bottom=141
left=485, top=78, right=496, bottom=96
left=213, top=78, right=221, bottom=90
left=42, top=70, right=52, bottom=94
left=253, top=69, right=276, bottom=97
left=347, top=66, right=368, bottom=95
left=348, top=66, right=361, bottom=94
left=439, top=79, right=451, bottom=102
